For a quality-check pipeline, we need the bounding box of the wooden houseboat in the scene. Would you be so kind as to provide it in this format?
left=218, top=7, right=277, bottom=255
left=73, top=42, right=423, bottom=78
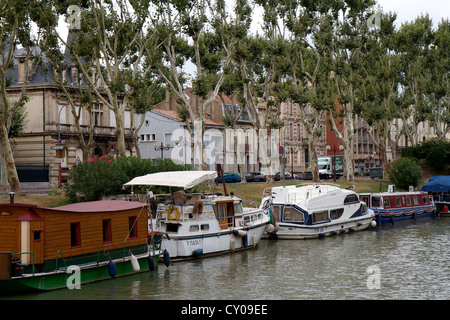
left=359, top=187, right=437, bottom=226
left=0, top=200, right=162, bottom=294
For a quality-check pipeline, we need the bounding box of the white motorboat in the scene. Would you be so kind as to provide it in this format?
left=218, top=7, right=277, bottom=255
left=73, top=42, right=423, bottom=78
left=124, top=171, right=271, bottom=261
left=260, top=184, right=375, bottom=239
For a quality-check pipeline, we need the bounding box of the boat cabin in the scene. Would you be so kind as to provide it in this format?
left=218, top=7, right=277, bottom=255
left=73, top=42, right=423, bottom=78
left=268, top=185, right=369, bottom=225
left=154, top=190, right=267, bottom=236
left=0, top=200, right=149, bottom=275
left=156, top=193, right=245, bottom=230
left=359, top=191, right=433, bottom=211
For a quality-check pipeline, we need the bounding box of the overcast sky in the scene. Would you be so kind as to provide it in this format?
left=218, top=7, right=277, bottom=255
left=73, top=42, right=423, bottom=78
left=376, top=0, right=449, bottom=26
left=58, top=1, right=448, bottom=40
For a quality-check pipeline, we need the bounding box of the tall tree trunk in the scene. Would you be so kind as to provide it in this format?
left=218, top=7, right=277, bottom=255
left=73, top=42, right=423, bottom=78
left=0, top=124, right=21, bottom=194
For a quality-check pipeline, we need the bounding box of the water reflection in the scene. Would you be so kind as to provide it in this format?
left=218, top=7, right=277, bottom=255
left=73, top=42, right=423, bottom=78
left=3, top=218, right=449, bottom=300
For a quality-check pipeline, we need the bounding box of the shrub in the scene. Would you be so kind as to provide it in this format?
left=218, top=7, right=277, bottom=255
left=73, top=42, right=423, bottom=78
left=387, top=157, right=423, bottom=190
left=401, top=139, right=450, bottom=173
left=64, top=155, right=188, bottom=203
left=426, top=144, right=450, bottom=173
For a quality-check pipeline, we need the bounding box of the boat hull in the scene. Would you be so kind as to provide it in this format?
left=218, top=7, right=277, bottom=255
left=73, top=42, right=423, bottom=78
left=161, top=222, right=268, bottom=260
left=0, top=253, right=160, bottom=294
left=373, top=207, right=437, bottom=226
left=264, top=215, right=375, bottom=240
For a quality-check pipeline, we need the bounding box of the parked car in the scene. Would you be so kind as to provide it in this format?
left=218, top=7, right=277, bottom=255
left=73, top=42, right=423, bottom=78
left=244, top=172, right=255, bottom=182
left=252, top=171, right=266, bottom=182
left=274, top=170, right=291, bottom=180
left=215, top=172, right=241, bottom=183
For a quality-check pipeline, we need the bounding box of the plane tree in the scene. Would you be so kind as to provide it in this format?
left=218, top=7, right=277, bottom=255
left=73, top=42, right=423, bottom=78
left=40, top=0, right=157, bottom=158
left=0, top=0, right=50, bottom=193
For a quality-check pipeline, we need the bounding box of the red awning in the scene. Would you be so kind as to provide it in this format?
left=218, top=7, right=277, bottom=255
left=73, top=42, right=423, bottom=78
left=16, top=209, right=44, bottom=221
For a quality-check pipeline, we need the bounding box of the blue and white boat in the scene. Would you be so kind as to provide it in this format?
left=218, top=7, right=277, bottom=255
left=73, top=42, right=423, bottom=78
left=124, top=171, right=271, bottom=260
left=260, top=184, right=375, bottom=239
left=359, top=186, right=437, bottom=225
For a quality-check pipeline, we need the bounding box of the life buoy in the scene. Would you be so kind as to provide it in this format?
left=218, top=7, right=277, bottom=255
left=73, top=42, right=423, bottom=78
left=193, top=200, right=204, bottom=214
left=167, top=205, right=180, bottom=221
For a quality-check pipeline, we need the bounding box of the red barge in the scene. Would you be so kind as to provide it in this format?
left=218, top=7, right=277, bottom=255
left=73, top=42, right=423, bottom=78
left=359, top=188, right=437, bottom=226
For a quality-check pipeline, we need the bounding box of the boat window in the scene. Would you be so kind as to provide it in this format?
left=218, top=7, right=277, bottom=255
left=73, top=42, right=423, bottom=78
left=129, top=216, right=138, bottom=238
left=189, top=225, right=199, bottom=232
left=312, top=210, right=329, bottom=223
left=413, top=196, right=419, bottom=205
left=383, top=198, right=390, bottom=208
left=344, top=194, right=359, bottom=205
left=283, top=206, right=304, bottom=222
left=233, top=203, right=243, bottom=214
left=395, top=197, right=401, bottom=206
left=423, top=196, right=428, bottom=204
left=218, top=204, right=226, bottom=218
left=361, top=203, right=368, bottom=213
left=360, top=195, right=370, bottom=205
left=166, top=224, right=178, bottom=233
left=201, top=224, right=209, bottom=231
left=371, top=197, right=381, bottom=208
left=33, top=230, right=41, bottom=241
left=405, top=197, right=412, bottom=206
left=330, top=208, right=344, bottom=220
left=272, top=206, right=282, bottom=220
left=70, top=222, right=81, bottom=248
left=102, top=219, right=112, bottom=243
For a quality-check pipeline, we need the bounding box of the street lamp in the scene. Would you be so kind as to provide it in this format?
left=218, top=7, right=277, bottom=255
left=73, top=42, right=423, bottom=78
left=326, top=144, right=344, bottom=182
left=154, top=142, right=171, bottom=159
left=175, top=136, right=192, bottom=168
left=286, top=147, right=299, bottom=179
left=282, top=121, right=298, bottom=180
left=57, top=105, right=66, bottom=188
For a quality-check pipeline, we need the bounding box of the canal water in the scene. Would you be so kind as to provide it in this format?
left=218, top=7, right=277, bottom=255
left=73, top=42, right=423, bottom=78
left=4, top=217, right=450, bottom=301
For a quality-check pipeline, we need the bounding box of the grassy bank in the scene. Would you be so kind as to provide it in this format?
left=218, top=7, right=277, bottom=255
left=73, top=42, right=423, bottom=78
left=0, top=175, right=430, bottom=208
left=211, top=178, right=392, bottom=205
left=0, top=193, right=69, bottom=208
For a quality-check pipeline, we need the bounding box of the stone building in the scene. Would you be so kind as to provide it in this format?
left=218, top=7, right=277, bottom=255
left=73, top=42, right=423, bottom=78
left=5, top=44, right=137, bottom=188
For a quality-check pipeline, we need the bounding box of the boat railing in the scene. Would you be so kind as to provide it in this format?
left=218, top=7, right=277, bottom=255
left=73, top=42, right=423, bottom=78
left=242, top=209, right=268, bottom=226
left=242, top=201, right=257, bottom=208
left=49, top=242, right=150, bottom=273
left=55, top=250, right=66, bottom=272
left=262, top=188, right=272, bottom=200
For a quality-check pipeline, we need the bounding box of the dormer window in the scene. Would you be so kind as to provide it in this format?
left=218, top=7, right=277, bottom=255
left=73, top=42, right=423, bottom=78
left=16, top=52, right=33, bottom=83
left=71, top=67, right=78, bottom=85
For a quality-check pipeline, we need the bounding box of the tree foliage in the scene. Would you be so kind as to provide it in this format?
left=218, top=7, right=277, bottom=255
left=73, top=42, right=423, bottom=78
left=387, top=157, right=423, bottom=189
left=64, top=155, right=188, bottom=202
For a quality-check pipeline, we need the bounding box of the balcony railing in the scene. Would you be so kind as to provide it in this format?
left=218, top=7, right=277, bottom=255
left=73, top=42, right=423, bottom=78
left=56, top=124, right=133, bottom=136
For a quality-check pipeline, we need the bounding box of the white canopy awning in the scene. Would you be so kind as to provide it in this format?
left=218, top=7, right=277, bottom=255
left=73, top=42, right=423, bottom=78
left=123, top=171, right=218, bottom=190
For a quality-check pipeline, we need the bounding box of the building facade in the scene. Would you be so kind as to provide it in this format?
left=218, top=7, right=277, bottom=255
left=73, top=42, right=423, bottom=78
left=280, top=101, right=328, bottom=176
left=5, top=47, right=137, bottom=188
left=138, top=108, right=225, bottom=171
